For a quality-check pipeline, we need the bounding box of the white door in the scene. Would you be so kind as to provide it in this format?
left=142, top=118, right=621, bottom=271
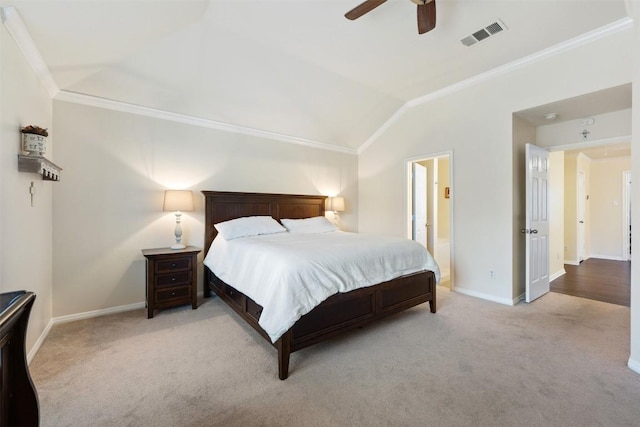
left=577, top=171, right=586, bottom=262
left=525, top=144, right=550, bottom=303
left=413, top=163, right=428, bottom=248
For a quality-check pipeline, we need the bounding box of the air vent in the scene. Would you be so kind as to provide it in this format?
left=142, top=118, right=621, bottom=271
left=460, top=19, right=507, bottom=47
left=460, top=35, right=477, bottom=47
left=472, top=29, right=490, bottom=42
left=485, top=21, right=504, bottom=35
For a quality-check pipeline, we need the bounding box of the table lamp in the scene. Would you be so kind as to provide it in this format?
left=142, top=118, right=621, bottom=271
left=326, top=196, right=345, bottom=220
left=163, top=190, right=194, bottom=249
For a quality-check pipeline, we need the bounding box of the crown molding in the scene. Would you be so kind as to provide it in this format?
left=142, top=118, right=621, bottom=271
left=1, top=6, right=59, bottom=98
left=359, top=17, right=634, bottom=154
left=55, top=91, right=357, bottom=155
left=357, top=103, right=411, bottom=155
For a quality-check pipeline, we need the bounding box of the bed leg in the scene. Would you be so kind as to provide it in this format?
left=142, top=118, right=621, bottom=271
left=203, top=271, right=211, bottom=298
left=277, top=332, right=291, bottom=380
left=429, top=281, right=437, bottom=313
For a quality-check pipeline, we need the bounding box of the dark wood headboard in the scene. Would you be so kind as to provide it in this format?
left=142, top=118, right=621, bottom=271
left=202, top=191, right=327, bottom=255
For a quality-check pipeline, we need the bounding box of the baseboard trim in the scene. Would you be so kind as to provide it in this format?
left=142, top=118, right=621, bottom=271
left=513, top=292, right=525, bottom=305
left=628, top=357, right=640, bottom=375
left=52, top=302, right=146, bottom=325
left=589, top=254, right=626, bottom=261
left=564, top=260, right=580, bottom=266
left=27, top=318, right=54, bottom=365
left=550, top=269, right=566, bottom=282
left=453, top=287, right=515, bottom=306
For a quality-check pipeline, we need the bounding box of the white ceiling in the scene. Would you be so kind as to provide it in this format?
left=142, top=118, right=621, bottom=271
left=515, top=83, right=632, bottom=159
left=514, top=83, right=632, bottom=127
left=1, top=0, right=631, bottom=152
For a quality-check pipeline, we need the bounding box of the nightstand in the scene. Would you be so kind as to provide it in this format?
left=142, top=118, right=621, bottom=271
left=142, top=246, right=201, bottom=318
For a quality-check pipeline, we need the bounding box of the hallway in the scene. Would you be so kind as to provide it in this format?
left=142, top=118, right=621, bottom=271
left=550, top=258, right=630, bottom=306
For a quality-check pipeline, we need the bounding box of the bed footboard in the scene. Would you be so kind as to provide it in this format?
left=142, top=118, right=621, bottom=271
left=205, top=267, right=435, bottom=380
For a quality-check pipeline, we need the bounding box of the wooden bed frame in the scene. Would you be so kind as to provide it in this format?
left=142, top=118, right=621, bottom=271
left=202, top=191, right=436, bottom=379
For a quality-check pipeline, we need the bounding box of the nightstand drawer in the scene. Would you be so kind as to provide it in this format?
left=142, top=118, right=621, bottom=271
left=156, top=257, right=191, bottom=273
left=156, top=286, right=191, bottom=302
left=155, top=271, right=191, bottom=288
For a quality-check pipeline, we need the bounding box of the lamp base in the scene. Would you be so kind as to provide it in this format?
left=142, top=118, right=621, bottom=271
left=171, top=243, right=186, bottom=250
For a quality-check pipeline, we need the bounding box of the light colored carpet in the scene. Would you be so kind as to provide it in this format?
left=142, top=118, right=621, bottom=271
left=30, top=288, right=640, bottom=427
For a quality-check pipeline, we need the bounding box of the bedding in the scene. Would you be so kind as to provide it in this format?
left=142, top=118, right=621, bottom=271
left=203, top=231, right=440, bottom=342
left=280, top=216, right=338, bottom=233
left=214, top=215, right=287, bottom=240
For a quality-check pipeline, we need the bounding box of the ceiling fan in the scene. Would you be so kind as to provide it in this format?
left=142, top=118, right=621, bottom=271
left=345, top=0, right=436, bottom=34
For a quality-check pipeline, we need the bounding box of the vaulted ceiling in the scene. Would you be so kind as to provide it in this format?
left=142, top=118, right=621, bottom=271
left=1, top=0, right=631, bottom=153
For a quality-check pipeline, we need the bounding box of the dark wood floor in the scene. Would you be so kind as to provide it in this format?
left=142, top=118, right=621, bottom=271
left=550, top=258, right=630, bottom=306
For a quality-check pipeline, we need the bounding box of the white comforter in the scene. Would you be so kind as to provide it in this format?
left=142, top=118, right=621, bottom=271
left=203, top=231, right=440, bottom=343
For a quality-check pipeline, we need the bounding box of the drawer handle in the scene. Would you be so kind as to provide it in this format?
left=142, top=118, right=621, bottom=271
left=170, top=263, right=177, bottom=268
left=171, top=277, right=176, bottom=282
left=171, top=291, right=176, bottom=296
left=229, top=290, right=235, bottom=296
left=255, top=309, right=262, bottom=317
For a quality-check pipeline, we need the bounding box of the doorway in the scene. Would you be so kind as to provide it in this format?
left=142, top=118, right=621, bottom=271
left=407, top=152, right=453, bottom=289
left=548, top=144, right=632, bottom=305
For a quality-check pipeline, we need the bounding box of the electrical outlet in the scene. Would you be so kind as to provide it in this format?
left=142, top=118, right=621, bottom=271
left=489, top=269, right=495, bottom=279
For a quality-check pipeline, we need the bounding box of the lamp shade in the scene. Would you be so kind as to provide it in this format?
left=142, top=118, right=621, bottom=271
left=163, top=190, right=194, bottom=212
left=326, top=197, right=345, bottom=212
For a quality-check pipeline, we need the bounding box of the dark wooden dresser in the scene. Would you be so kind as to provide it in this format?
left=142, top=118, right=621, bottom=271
left=142, top=247, right=201, bottom=318
left=0, top=291, right=39, bottom=426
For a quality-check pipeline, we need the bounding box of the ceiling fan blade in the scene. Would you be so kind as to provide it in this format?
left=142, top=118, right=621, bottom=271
left=345, top=0, right=388, bottom=20
left=417, top=1, right=436, bottom=34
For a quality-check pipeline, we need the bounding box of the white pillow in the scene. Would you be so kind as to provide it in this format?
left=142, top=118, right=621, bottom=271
left=281, top=216, right=338, bottom=234
left=215, top=216, right=286, bottom=240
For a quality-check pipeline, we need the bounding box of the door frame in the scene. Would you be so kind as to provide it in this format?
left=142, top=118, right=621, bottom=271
left=623, top=170, right=632, bottom=261
left=405, top=150, right=454, bottom=289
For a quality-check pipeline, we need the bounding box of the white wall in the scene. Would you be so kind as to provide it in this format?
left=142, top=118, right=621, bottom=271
left=437, top=157, right=450, bottom=239
left=359, top=28, right=633, bottom=305
left=0, top=24, right=53, bottom=353
left=590, top=157, right=631, bottom=259
left=564, top=153, right=592, bottom=263
left=564, top=154, right=578, bottom=263
left=51, top=101, right=358, bottom=316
